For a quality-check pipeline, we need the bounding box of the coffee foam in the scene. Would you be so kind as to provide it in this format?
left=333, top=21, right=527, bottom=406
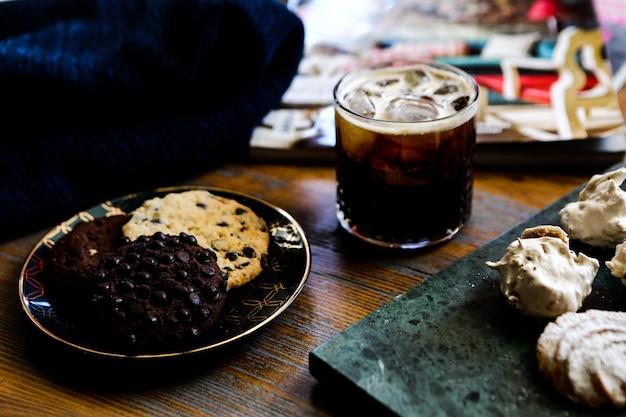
left=335, top=63, right=478, bottom=135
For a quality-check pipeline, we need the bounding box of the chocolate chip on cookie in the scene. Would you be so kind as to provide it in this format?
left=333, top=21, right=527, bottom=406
left=87, top=232, right=228, bottom=350
left=123, top=190, right=270, bottom=290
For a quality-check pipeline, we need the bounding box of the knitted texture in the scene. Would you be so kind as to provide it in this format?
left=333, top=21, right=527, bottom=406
left=0, top=0, right=304, bottom=240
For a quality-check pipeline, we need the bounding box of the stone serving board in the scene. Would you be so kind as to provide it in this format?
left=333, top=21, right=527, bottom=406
left=309, top=164, right=626, bottom=417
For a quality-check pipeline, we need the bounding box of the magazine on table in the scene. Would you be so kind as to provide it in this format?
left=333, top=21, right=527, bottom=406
left=250, top=0, right=626, bottom=169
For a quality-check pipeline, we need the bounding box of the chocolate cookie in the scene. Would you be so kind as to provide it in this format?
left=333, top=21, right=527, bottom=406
left=46, top=215, right=131, bottom=315
left=86, top=232, right=228, bottom=350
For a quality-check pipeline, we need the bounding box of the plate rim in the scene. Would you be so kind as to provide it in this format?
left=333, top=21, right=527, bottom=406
left=18, top=185, right=312, bottom=359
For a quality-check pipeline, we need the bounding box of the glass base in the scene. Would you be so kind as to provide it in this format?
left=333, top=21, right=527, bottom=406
left=336, top=209, right=464, bottom=250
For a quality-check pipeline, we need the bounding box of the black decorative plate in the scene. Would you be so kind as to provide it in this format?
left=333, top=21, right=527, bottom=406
left=19, top=186, right=311, bottom=359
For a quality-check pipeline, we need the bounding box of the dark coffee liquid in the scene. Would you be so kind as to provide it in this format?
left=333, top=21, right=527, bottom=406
left=335, top=114, right=475, bottom=247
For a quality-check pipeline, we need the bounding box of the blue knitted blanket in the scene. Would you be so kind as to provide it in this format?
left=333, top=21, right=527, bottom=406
left=0, top=0, right=304, bottom=240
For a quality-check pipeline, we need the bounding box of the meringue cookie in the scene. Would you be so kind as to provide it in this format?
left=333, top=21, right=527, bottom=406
left=606, top=241, right=626, bottom=285
left=559, top=168, right=626, bottom=248
left=486, top=226, right=599, bottom=319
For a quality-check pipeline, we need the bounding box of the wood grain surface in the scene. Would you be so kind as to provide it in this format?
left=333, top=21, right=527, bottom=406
left=0, top=159, right=606, bottom=417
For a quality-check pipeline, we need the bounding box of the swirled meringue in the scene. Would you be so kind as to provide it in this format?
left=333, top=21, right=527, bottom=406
left=559, top=168, right=626, bottom=248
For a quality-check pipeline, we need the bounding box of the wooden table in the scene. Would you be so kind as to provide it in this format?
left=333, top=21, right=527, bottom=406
left=0, top=157, right=613, bottom=417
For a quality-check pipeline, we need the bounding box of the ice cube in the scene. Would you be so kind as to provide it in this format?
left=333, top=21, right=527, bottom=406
left=359, top=78, right=400, bottom=97
left=343, top=89, right=376, bottom=117
left=448, top=95, right=469, bottom=111
left=433, top=83, right=459, bottom=95
left=404, top=69, right=429, bottom=87
left=370, top=138, right=404, bottom=185
left=375, top=78, right=400, bottom=88
left=371, top=136, right=438, bottom=185
left=383, top=95, right=439, bottom=122
left=371, top=156, right=435, bottom=185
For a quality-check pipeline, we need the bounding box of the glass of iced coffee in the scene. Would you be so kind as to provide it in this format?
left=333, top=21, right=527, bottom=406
left=333, top=60, right=479, bottom=249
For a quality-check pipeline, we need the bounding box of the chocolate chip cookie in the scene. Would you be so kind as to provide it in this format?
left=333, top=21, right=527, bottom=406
left=87, top=232, right=228, bottom=350
left=123, top=190, right=269, bottom=290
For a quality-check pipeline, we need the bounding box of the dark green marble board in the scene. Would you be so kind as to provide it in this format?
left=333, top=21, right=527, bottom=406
left=309, top=164, right=626, bottom=417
